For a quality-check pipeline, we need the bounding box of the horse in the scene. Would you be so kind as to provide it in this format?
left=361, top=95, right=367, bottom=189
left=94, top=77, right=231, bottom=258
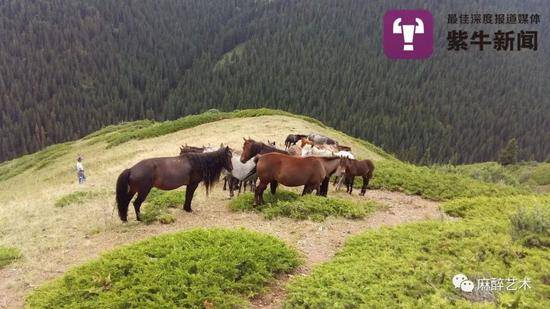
left=301, top=144, right=335, bottom=157
left=284, top=134, right=308, bottom=149
left=337, top=145, right=352, bottom=152
left=223, top=150, right=257, bottom=198
left=336, top=158, right=375, bottom=195
left=240, top=138, right=289, bottom=163
left=116, top=147, right=233, bottom=222
left=179, top=144, right=206, bottom=154
left=307, top=133, right=338, bottom=146
left=253, top=153, right=341, bottom=205
left=287, top=144, right=303, bottom=157
left=335, top=150, right=355, bottom=159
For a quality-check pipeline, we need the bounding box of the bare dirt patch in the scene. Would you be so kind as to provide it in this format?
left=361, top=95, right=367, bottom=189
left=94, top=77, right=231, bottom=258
left=0, top=185, right=444, bottom=308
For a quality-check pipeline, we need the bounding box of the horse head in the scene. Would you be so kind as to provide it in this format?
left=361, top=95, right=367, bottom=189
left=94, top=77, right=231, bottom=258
left=241, top=137, right=254, bottom=163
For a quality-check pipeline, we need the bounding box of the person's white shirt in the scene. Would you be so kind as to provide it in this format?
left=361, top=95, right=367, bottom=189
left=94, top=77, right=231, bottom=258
left=76, top=161, right=84, bottom=172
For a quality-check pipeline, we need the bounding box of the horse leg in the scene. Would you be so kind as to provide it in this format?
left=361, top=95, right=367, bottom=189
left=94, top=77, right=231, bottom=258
left=183, top=182, right=199, bottom=212
left=255, top=180, right=268, bottom=206
left=336, top=175, right=345, bottom=191
left=229, top=177, right=235, bottom=198
left=333, top=176, right=339, bottom=186
left=359, top=176, right=368, bottom=196
left=251, top=177, right=257, bottom=193
left=314, top=183, right=322, bottom=195
left=270, top=181, right=278, bottom=195
left=302, top=184, right=314, bottom=195
left=223, top=177, right=227, bottom=191
left=320, top=177, right=329, bottom=197
left=347, top=176, right=354, bottom=195
left=133, top=186, right=152, bottom=221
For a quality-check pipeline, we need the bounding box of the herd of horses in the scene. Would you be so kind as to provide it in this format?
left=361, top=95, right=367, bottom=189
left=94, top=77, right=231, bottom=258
left=115, top=133, right=374, bottom=222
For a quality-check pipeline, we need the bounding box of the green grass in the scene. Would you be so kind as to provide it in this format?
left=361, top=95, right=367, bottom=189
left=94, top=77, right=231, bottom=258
left=0, top=246, right=21, bottom=268
left=433, top=161, right=550, bottom=190
left=140, top=189, right=185, bottom=224
left=94, top=108, right=328, bottom=149
left=0, top=142, right=73, bottom=182
left=26, top=228, right=301, bottom=308
left=0, top=109, right=331, bottom=183
left=228, top=190, right=382, bottom=221
left=369, top=161, right=527, bottom=201
left=54, top=190, right=103, bottom=208
left=284, top=195, right=550, bottom=308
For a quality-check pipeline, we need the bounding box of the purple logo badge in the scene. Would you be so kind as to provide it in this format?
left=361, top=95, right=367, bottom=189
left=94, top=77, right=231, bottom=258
left=383, top=10, right=433, bottom=59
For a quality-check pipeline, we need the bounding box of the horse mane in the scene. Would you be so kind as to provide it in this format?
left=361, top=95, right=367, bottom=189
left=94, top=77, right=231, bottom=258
left=317, top=156, right=341, bottom=161
left=182, top=148, right=228, bottom=194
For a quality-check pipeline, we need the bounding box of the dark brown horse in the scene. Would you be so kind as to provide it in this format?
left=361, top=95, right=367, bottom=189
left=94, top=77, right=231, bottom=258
left=284, top=134, right=307, bottom=149
left=116, top=147, right=232, bottom=221
left=253, top=153, right=341, bottom=205
left=240, top=138, right=288, bottom=163
left=336, top=158, right=375, bottom=195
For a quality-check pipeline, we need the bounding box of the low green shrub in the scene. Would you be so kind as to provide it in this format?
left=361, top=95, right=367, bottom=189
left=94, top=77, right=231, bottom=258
left=93, top=108, right=329, bottom=149
left=285, top=195, right=550, bottom=308
left=442, top=195, right=548, bottom=221
left=433, top=162, right=521, bottom=187
left=26, top=228, right=301, bottom=308
left=370, top=161, right=526, bottom=201
left=54, top=191, right=101, bottom=208
left=157, top=213, right=177, bottom=224
left=140, top=189, right=184, bottom=224
left=0, top=246, right=21, bottom=268
left=229, top=190, right=381, bottom=221
left=509, top=206, right=550, bottom=248
left=530, top=164, right=550, bottom=186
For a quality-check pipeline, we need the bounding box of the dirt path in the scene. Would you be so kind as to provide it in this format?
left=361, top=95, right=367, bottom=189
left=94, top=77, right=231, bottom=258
left=0, top=189, right=445, bottom=308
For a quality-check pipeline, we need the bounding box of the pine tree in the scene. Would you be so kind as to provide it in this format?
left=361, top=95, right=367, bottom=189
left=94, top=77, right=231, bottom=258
left=498, top=138, right=519, bottom=166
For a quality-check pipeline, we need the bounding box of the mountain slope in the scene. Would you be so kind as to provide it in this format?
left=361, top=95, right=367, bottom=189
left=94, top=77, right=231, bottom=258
left=0, top=110, right=536, bottom=307
left=0, top=0, right=548, bottom=164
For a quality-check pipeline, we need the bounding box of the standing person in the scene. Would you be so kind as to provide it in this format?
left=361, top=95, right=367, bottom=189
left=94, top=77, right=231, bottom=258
left=76, top=156, right=86, bottom=184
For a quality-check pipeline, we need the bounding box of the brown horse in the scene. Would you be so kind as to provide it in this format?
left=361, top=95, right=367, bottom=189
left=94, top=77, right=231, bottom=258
left=284, top=134, right=308, bottom=149
left=299, top=137, right=314, bottom=148
left=240, top=138, right=288, bottom=163
left=336, top=158, right=375, bottom=195
left=179, top=144, right=206, bottom=155
left=253, top=153, right=341, bottom=205
left=116, top=147, right=232, bottom=222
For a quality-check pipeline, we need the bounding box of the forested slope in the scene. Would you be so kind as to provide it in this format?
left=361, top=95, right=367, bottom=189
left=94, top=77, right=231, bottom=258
left=1, top=0, right=548, bottom=163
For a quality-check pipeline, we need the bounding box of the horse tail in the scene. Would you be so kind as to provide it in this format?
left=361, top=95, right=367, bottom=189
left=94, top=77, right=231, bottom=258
left=116, top=169, right=132, bottom=221
left=366, top=160, right=375, bottom=179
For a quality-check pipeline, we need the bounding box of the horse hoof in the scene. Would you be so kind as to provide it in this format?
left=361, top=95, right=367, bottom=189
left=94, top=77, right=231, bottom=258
left=184, top=208, right=192, bottom=213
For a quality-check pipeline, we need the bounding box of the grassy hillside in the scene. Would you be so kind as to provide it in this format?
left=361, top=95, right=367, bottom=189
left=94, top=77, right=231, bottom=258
left=285, top=195, right=550, bottom=308
left=433, top=162, right=550, bottom=193
left=0, top=109, right=543, bottom=307
left=0, top=109, right=526, bottom=200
